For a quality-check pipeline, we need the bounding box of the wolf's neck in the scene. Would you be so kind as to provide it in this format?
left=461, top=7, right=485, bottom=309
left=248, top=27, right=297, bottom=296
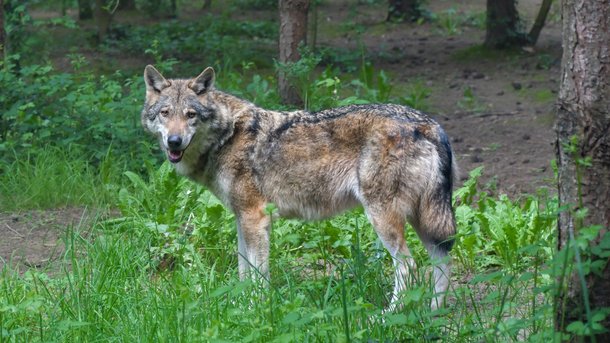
left=210, top=90, right=255, bottom=118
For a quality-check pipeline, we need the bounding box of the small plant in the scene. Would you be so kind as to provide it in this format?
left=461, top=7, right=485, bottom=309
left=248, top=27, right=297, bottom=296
left=399, top=80, right=431, bottom=111
left=433, top=8, right=462, bottom=36
left=536, top=53, right=557, bottom=70
left=464, top=10, right=486, bottom=29
left=458, top=86, right=487, bottom=112
left=275, top=45, right=322, bottom=110
left=351, top=62, right=393, bottom=103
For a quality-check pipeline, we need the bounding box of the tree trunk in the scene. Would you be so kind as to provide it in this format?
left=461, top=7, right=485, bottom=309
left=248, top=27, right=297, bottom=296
left=484, top=0, right=527, bottom=49
left=387, top=0, right=421, bottom=22
left=202, top=0, right=212, bottom=10
left=556, top=0, right=610, bottom=341
left=94, top=0, right=112, bottom=42
left=278, top=0, right=309, bottom=107
left=117, top=0, right=135, bottom=11
left=526, top=0, right=553, bottom=46
left=78, top=0, right=93, bottom=20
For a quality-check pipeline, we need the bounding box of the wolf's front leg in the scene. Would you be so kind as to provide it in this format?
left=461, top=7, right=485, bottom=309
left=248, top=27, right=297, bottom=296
left=236, top=206, right=271, bottom=282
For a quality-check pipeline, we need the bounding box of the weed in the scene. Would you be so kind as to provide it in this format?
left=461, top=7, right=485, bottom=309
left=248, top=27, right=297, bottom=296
left=464, top=10, right=486, bottom=29
left=433, top=8, right=462, bottom=36
left=0, top=161, right=565, bottom=341
left=536, top=53, right=557, bottom=70
left=458, top=86, right=487, bottom=112
left=533, top=89, right=555, bottom=103
left=398, top=80, right=431, bottom=111
left=275, top=45, right=322, bottom=110
left=0, top=146, right=123, bottom=211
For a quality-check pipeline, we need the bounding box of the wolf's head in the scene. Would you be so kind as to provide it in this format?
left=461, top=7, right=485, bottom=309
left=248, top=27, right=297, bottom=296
left=141, top=65, right=222, bottom=164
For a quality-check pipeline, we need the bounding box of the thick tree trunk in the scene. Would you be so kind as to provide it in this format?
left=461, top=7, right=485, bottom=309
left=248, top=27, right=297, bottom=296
left=484, top=0, right=527, bottom=49
left=556, top=0, right=610, bottom=341
left=278, top=0, right=309, bottom=107
left=78, top=0, right=93, bottom=20
left=387, top=0, right=421, bottom=22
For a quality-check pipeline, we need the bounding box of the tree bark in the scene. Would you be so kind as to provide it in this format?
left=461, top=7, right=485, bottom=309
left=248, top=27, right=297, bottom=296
left=556, top=0, right=610, bottom=341
left=278, top=0, right=309, bottom=107
left=78, top=0, right=93, bottom=20
left=387, top=0, right=421, bottom=22
left=484, top=0, right=527, bottom=49
left=94, top=0, right=112, bottom=42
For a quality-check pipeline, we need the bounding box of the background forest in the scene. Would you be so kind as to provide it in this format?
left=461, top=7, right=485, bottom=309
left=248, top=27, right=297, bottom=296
left=0, top=0, right=609, bottom=341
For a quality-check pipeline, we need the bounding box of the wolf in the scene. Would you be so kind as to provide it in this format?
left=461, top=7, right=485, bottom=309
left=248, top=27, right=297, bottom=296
left=141, top=65, right=457, bottom=310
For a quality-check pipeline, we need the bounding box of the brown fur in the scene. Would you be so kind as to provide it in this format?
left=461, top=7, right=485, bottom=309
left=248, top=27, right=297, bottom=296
left=141, top=65, right=457, bottom=310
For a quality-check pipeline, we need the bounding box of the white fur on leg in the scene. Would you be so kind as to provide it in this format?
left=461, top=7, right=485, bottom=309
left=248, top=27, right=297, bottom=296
left=385, top=253, right=417, bottom=313
left=428, top=250, right=450, bottom=310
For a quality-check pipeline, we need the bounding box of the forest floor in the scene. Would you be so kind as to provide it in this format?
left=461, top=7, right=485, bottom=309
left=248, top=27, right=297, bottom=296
left=1, top=0, right=561, bottom=271
left=315, top=0, right=561, bottom=196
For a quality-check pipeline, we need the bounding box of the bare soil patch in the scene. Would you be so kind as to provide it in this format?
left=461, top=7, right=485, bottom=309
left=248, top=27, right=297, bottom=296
left=317, top=0, right=561, bottom=195
left=0, top=208, right=94, bottom=272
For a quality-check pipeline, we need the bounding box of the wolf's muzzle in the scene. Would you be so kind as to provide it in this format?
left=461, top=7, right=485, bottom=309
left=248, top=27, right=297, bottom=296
left=168, top=135, right=183, bottom=149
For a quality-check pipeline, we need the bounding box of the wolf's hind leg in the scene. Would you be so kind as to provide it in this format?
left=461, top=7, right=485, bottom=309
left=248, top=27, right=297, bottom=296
left=415, top=198, right=456, bottom=310
left=364, top=207, right=416, bottom=311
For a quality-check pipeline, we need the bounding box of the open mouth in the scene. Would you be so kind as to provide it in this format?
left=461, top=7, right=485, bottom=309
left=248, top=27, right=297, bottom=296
left=167, top=149, right=184, bottom=163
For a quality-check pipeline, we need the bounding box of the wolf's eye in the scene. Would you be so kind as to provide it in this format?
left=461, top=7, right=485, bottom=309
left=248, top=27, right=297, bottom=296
left=160, top=109, right=170, bottom=117
left=186, top=110, right=197, bottom=119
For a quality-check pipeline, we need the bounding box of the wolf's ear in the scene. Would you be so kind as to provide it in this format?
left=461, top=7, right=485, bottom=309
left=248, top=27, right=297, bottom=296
left=144, top=65, right=170, bottom=93
left=189, top=67, right=215, bottom=95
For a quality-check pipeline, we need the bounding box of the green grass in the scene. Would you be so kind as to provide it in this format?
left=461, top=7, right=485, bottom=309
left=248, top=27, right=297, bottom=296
left=532, top=89, right=555, bottom=103
left=0, top=146, right=124, bottom=211
left=0, top=164, right=562, bottom=341
left=452, top=45, right=522, bottom=63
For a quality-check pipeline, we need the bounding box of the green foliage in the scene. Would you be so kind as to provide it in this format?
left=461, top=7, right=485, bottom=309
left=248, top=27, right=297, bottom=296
left=232, top=0, right=277, bottom=10
left=352, top=62, right=393, bottom=103
left=0, top=56, right=154, bottom=171
left=398, top=80, right=431, bottom=111
left=137, top=0, right=176, bottom=17
left=112, top=161, right=236, bottom=270
left=457, top=86, right=487, bottom=112
left=535, top=53, right=557, bottom=70
left=0, top=146, right=123, bottom=211
left=453, top=167, right=557, bottom=272
left=0, top=161, right=568, bottom=341
left=2, top=0, right=33, bottom=57
left=275, top=45, right=322, bottom=110
left=106, top=15, right=277, bottom=70
left=432, top=7, right=462, bottom=36
left=464, top=10, right=487, bottom=29
left=220, top=63, right=281, bottom=109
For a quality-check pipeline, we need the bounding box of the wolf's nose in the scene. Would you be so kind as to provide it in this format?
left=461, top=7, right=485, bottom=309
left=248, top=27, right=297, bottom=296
left=168, top=135, right=182, bottom=149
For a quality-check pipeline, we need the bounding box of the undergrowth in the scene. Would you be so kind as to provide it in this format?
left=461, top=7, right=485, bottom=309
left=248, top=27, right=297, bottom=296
left=1, top=161, right=564, bottom=341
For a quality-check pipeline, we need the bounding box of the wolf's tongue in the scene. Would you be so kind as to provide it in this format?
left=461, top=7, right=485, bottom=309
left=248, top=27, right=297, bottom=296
left=168, top=150, right=183, bottom=163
